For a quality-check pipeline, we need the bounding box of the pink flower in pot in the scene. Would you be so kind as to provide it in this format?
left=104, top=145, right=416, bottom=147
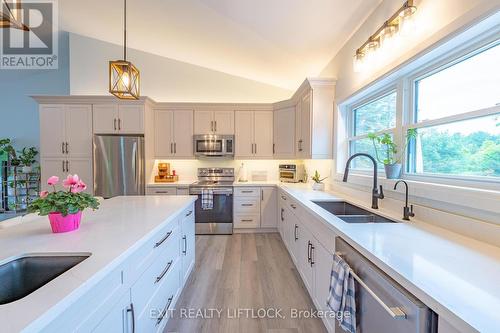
left=47, top=176, right=59, bottom=185
left=71, top=180, right=87, bottom=193
left=39, top=190, right=49, bottom=198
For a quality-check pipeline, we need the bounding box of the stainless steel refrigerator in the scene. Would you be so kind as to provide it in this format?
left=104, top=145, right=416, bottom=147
left=94, top=135, right=145, bottom=198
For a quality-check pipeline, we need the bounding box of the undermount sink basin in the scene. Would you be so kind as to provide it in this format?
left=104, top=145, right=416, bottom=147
left=312, top=201, right=396, bottom=224
left=0, top=254, right=90, bottom=304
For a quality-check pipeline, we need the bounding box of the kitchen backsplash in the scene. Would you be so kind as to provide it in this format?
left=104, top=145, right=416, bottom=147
left=149, top=159, right=333, bottom=183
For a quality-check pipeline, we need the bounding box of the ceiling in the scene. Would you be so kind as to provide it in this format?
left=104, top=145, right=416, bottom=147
left=60, top=0, right=381, bottom=90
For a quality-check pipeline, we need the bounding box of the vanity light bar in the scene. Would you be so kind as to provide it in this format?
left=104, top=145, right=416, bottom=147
left=355, top=0, right=417, bottom=57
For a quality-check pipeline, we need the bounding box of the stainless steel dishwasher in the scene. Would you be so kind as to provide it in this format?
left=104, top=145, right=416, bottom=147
left=335, top=237, right=438, bottom=333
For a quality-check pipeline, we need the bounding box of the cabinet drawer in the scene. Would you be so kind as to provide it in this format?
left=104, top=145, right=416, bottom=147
left=234, top=187, right=261, bottom=197
left=131, top=230, right=180, bottom=314
left=234, top=214, right=261, bottom=229
left=279, top=191, right=288, bottom=203
left=234, top=197, right=260, bottom=213
left=136, top=260, right=181, bottom=332
left=127, top=218, right=180, bottom=284
left=146, top=187, right=177, bottom=195
left=176, top=186, right=190, bottom=195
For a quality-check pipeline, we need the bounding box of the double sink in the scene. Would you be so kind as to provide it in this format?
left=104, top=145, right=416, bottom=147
left=0, top=254, right=90, bottom=305
left=313, top=201, right=396, bottom=224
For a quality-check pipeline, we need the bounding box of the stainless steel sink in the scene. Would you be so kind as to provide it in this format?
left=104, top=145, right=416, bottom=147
left=0, top=254, right=90, bottom=304
left=312, top=201, right=396, bottom=224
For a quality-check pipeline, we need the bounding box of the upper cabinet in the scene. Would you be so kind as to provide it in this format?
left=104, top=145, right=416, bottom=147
left=39, top=104, right=92, bottom=159
left=293, top=79, right=335, bottom=159
left=235, top=111, right=273, bottom=159
left=154, top=109, right=194, bottom=159
left=93, top=104, right=144, bottom=134
left=194, top=110, right=234, bottom=135
left=273, top=106, right=296, bottom=158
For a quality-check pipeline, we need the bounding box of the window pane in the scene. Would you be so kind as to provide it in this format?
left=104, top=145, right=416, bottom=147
left=354, top=91, right=396, bottom=135
left=350, top=138, right=384, bottom=170
left=416, top=43, right=500, bottom=122
left=410, top=114, right=500, bottom=177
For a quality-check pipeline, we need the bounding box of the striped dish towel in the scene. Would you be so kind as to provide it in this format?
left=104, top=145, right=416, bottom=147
left=327, top=254, right=357, bottom=333
left=201, top=188, right=214, bottom=210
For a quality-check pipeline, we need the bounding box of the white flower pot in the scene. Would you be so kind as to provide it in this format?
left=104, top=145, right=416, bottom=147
left=312, top=182, right=325, bottom=191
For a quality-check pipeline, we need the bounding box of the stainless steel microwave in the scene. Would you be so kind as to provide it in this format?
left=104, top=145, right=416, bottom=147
left=193, top=135, right=234, bottom=158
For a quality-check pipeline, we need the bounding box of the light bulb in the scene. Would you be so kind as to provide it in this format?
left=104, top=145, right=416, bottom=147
left=399, top=5, right=417, bottom=36
left=121, top=72, right=130, bottom=89
left=353, top=52, right=365, bottom=73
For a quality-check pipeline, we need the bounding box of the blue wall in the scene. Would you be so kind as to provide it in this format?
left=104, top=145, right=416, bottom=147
left=0, top=31, right=70, bottom=152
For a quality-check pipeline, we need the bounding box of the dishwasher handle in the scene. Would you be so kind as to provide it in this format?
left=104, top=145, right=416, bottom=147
left=335, top=252, right=407, bottom=320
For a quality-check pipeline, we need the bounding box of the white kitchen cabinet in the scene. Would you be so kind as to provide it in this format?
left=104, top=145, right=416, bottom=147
left=146, top=187, right=177, bottom=195
left=41, top=158, right=94, bottom=194
left=260, top=187, right=277, bottom=228
left=287, top=211, right=301, bottom=264
left=93, top=104, right=144, bottom=134
left=298, top=224, right=314, bottom=294
left=181, top=208, right=195, bottom=284
left=39, top=105, right=66, bottom=158
left=296, top=92, right=312, bottom=158
left=235, top=111, right=273, bottom=159
left=91, top=291, right=132, bottom=333
left=313, top=240, right=336, bottom=333
left=154, top=109, right=194, bottom=158
left=273, top=106, right=295, bottom=158
left=194, top=110, right=234, bottom=135
left=176, top=186, right=190, bottom=195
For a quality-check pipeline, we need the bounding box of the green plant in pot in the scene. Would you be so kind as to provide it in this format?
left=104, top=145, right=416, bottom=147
left=18, top=147, right=38, bottom=173
left=368, top=129, right=417, bottom=179
left=311, top=170, right=328, bottom=191
left=0, top=138, right=17, bottom=163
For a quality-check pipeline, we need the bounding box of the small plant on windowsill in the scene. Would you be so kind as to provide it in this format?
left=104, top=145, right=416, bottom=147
left=368, top=129, right=418, bottom=179
left=28, top=175, right=100, bottom=233
left=311, top=170, right=328, bottom=191
left=18, top=147, right=38, bottom=173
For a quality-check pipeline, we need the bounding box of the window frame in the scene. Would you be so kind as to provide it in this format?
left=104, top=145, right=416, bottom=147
left=344, top=35, right=500, bottom=188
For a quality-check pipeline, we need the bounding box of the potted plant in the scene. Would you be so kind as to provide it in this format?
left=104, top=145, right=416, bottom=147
left=18, top=147, right=38, bottom=173
left=0, top=138, right=16, bottom=163
left=311, top=170, right=328, bottom=191
left=368, top=129, right=417, bottom=179
left=28, top=174, right=100, bottom=233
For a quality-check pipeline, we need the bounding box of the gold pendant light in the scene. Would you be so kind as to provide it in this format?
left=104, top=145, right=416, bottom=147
left=0, top=0, right=29, bottom=31
left=109, top=0, right=140, bottom=100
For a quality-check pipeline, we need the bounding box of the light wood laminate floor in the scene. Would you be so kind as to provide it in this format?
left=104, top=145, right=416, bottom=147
left=165, top=233, right=327, bottom=333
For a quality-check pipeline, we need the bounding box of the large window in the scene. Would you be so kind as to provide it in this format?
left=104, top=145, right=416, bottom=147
left=408, top=42, right=500, bottom=179
left=349, top=91, right=397, bottom=170
left=346, top=39, right=500, bottom=184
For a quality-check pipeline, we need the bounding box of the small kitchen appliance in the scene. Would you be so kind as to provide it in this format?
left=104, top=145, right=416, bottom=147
left=279, top=164, right=305, bottom=183
left=193, top=135, right=234, bottom=158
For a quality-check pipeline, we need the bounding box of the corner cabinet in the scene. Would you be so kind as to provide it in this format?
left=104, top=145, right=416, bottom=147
left=39, top=104, right=93, bottom=194
left=273, top=106, right=296, bottom=158
left=234, top=111, right=273, bottom=159
left=154, top=109, right=194, bottom=159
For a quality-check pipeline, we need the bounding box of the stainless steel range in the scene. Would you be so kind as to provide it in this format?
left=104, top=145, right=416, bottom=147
left=189, top=168, right=234, bottom=235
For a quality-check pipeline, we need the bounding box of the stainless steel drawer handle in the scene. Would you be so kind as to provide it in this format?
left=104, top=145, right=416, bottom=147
left=290, top=204, right=297, bottom=209
left=126, top=303, right=135, bottom=333
left=155, top=260, right=173, bottom=284
left=241, top=204, right=253, bottom=207
left=154, top=231, right=172, bottom=248
left=294, top=224, right=298, bottom=241
left=241, top=190, right=253, bottom=193
left=335, top=252, right=407, bottom=320
left=156, top=295, right=174, bottom=326
left=155, top=191, right=172, bottom=194
left=185, top=210, right=193, bottom=217
left=281, top=195, right=287, bottom=200
left=241, top=219, right=253, bottom=222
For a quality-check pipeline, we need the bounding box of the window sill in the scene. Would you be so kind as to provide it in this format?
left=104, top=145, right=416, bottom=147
left=334, top=172, right=500, bottom=218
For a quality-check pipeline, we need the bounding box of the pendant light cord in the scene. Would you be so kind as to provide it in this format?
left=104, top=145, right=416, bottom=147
left=124, top=0, right=127, bottom=61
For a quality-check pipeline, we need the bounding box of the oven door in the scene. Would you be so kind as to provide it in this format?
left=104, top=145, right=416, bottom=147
left=190, top=187, right=233, bottom=235
left=194, top=135, right=226, bottom=156
left=279, top=170, right=297, bottom=182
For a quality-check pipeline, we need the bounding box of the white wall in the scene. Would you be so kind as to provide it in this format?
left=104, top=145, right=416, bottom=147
left=69, top=34, right=293, bottom=103
left=320, top=0, right=499, bottom=102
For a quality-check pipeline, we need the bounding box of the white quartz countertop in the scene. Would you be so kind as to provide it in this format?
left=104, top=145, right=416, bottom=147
left=0, top=195, right=196, bottom=332
left=278, top=183, right=500, bottom=333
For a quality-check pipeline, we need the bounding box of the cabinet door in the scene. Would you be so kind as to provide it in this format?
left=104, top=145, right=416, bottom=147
left=40, top=158, right=65, bottom=192
left=181, top=208, right=195, bottom=284
left=194, top=111, right=213, bottom=134
left=288, top=212, right=300, bottom=264
left=65, top=105, right=92, bottom=158
left=91, top=291, right=132, bottom=333
left=213, top=111, right=234, bottom=134
left=118, top=105, right=144, bottom=134
left=254, top=111, right=273, bottom=158
left=299, top=92, right=312, bottom=158
left=234, top=111, right=254, bottom=158
left=39, top=105, right=66, bottom=158
left=67, top=158, right=94, bottom=194
left=313, top=240, right=336, bottom=333
left=260, top=187, right=277, bottom=228
left=299, top=226, right=314, bottom=294
left=173, top=110, right=194, bottom=158
left=93, top=104, right=118, bottom=134
left=273, top=106, right=295, bottom=158
left=154, top=109, right=174, bottom=158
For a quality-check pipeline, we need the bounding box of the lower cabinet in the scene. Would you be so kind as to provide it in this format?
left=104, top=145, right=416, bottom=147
left=233, top=187, right=277, bottom=230
left=278, top=189, right=337, bottom=333
left=41, top=203, right=195, bottom=333
left=146, top=185, right=190, bottom=196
